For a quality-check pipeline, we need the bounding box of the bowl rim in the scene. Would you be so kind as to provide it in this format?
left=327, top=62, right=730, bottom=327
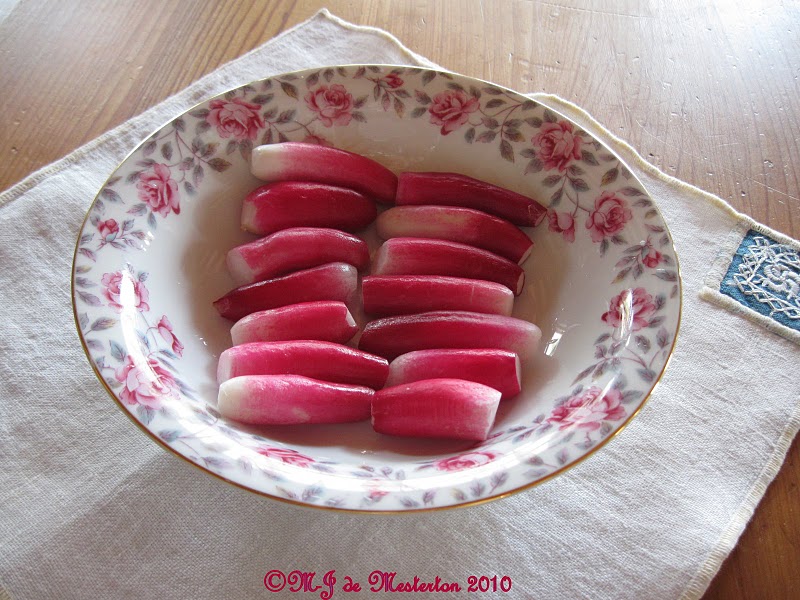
left=71, top=63, right=683, bottom=513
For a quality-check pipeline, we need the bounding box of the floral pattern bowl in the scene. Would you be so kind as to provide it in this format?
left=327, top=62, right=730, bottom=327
left=72, top=65, right=681, bottom=511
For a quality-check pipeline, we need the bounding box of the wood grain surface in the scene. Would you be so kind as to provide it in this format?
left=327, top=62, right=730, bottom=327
left=1, top=1, right=797, bottom=598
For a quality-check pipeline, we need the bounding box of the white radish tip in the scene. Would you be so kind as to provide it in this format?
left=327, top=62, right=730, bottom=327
left=216, top=351, right=233, bottom=384
left=513, top=354, right=522, bottom=387
left=226, top=248, right=253, bottom=286
left=345, top=309, right=357, bottom=328
left=241, top=199, right=257, bottom=232
left=250, top=145, right=285, bottom=180
left=517, top=243, right=533, bottom=266
left=217, top=377, right=247, bottom=414
left=516, top=272, right=526, bottom=295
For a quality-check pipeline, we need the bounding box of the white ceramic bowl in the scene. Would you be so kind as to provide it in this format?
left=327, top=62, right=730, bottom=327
left=72, top=65, right=681, bottom=511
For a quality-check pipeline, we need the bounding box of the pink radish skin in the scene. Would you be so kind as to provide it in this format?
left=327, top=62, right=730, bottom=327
left=213, top=262, right=357, bottom=321
left=217, top=341, right=389, bottom=389
left=396, top=171, right=547, bottom=227
left=376, top=205, right=533, bottom=264
left=362, top=275, right=513, bottom=317
left=242, top=182, right=377, bottom=235
left=227, top=227, right=370, bottom=285
left=372, top=379, right=501, bottom=441
left=387, top=349, right=522, bottom=399
left=218, top=375, right=373, bottom=425
left=230, top=301, right=358, bottom=345
left=359, top=310, right=542, bottom=360
left=251, top=142, right=397, bottom=204
left=372, top=237, right=525, bottom=296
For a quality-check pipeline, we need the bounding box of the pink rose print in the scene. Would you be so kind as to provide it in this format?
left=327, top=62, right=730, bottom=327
left=585, top=192, right=632, bottom=243
left=532, top=121, right=583, bottom=171
left=157, top=316, right=184, bottom=357
left=305, top=84, right=354, bottom=127
left=434, top=451, right=497, bottom=471
left=101, top=271, right=149, bottom=312
left=548, top=210, right=576, bottom=243
left=115, top=355, right=177, bottom=409
left=382, top=73, right=404, bottom=89
left=301, top=134, right=331, bottom=147
left=602, top=287, right=657, bottom=331
left=367, top=489, right=389, bottom=502
left=643, top=246, right=663, bottom=268
left=136, top=163, right=180, bottom=218
left=207, top=97, right=265, bottom=141
left=547, top=386, right=626, bottom=431
left=428, top=89, right=479, bottom=135
left=257, top=446, right=315, bottom=467
left=97, top=219, right=119, bottom=242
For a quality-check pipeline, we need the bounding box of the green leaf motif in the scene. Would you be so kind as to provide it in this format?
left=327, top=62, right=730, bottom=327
left=78, top=290, right=102, bottom=306
left=208, top=158, right=232, bottom=172
left=542, top=174, right=562, bottom=187
left=91, top=318, right=117, bottom=332
left=109, top=340, right=125, bottom=361
left=500, top=140, right=515, bottom=163
left=101, top=188, right=122, bottom=203
left=251, top=94, right=273, bottom=105
left=525, top=158, right=544, bottom=175
left=601, top=167, right=619, bottom=186
left=280, top=81, right=298, bottom=99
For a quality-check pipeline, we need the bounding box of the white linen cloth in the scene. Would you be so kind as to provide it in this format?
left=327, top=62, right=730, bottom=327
left=1, top=10, right=797, bottom=600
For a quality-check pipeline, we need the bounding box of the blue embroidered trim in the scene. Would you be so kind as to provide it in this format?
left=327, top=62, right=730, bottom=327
left=719, top=229, right=800, bottom=332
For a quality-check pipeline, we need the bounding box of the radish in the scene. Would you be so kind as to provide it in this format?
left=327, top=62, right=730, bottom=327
left=242, top=182, right=377, bottom=235
left=218, top=374, right=373, bottom=425
left=251, top=142, right=397, bottom=204
left=217, top=341, right=389, bottom=389
left=230, top=301, right=358, bottom=345
left=227, top=227, right=370, bottom=285
left=376, top=205, right=533, bottom=264
left=213, top=262, right=357, bottom=321
left=358, top=310, right=542, bottom=360
left=362, top=275, right=513, bottom=317
left=396, top=171, right=547, bottom=227
left=372, top=237, right=525, bottom=296
left=372, top=379, right=501, bottom=441
left=386, top=349, right=522, bottom=399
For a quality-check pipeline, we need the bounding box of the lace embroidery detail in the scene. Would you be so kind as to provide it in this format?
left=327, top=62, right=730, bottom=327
left=720, top=231, right=800, bottom=331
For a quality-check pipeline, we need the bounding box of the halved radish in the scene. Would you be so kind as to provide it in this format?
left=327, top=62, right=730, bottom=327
left=372, top=379, right=501, bottom=441
left=362, top=275, right=513, bottom=317
left=227, top=227, right=370, bottom=285
left=386, top=349, right=521, bottom=399
left=251, top=142, right=397, bottom=203
left=230, top=301, right=358, bottom=345
left=218, top=341, right=388, bottom=388
left=376, top=205, right=533, bottom=264
left=372, top=238, right=525, bottom=296
left=242, top=182, right=377, bottom=235
left=358, top=311, right=542, bottom=360
left=396, top=171, right=547, bottom=227
left=213, top=262, right=357, bottom=321
left=218, top=374, right=373, bottom=425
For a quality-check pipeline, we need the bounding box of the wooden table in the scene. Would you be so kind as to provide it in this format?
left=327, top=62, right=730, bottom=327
left=2, top=1, right=797, bottom=597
